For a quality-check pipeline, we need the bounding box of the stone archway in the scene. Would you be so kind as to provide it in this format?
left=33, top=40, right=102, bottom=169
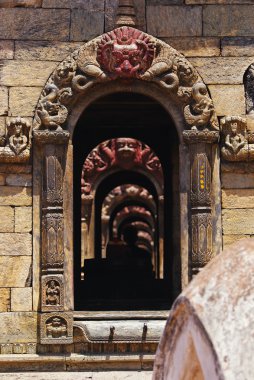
left=32, top=25, right=220, bottom=345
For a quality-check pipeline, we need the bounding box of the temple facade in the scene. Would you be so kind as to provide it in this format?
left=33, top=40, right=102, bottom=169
left=0, top=0, right=253, bottom=372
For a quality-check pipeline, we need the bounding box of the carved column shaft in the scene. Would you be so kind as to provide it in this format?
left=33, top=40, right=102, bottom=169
left=183, top=130, right=219, bottom=277
left=34, top=130, right=73, bottom=344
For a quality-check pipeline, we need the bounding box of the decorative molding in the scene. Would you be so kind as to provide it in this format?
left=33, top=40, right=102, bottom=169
left=33, top=129, right=70, bottom=145
left=33, top=26, right=218, bottom=133
left=40, top=312, right=73, bottom=345
left=0, top=343, right=36, bottom=355
left=183, top=130, right=219, bottom=145
left=0, top=117, right=31, bottom=163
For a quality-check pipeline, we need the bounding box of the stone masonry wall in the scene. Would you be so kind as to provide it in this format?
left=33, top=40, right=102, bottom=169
left=0, top=0, right=254, bottom=348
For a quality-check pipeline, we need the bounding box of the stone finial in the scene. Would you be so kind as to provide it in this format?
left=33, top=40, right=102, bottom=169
left=115, top=0, right=136, bottom=27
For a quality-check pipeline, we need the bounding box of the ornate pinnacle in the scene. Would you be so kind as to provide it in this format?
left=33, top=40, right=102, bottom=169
left=115, top=0, right=137, bottom=27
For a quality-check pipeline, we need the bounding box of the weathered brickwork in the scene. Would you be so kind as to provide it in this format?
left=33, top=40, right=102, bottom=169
left=0, top=0, right=253, bottom=358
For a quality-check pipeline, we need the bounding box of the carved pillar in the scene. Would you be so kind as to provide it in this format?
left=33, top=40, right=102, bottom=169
left=183, top=130, right=219, bottom=277
left=34, top=130, right=73, bottom=344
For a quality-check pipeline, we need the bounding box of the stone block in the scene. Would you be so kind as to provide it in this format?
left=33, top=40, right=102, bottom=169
left=222, top=209, right=254, bottom=234
left=0, top=186, right=32, bottom=206
left=6, top=173, right=32, bottom=187
left=203, top=5, right=254, bottom=37
left=0, top=256, right=31, bottom=287
left=105, top=0, right=146, bottom=32
left=0, top=87, right=8, bottom=116
left=70, top=9, right=104, bottom=41
left=222, top=189, right=254, bottom=209
left=15, top=41, right=81, bottom=61
left=162, top=37, right=220, bottom=57
left=9, top=87, right=41, bottom=117
left=0, top=206, right=14, bottom=232
left=148, top=0, right=183, bottom=4
left=222, top=173, right=254, bottom=189
left=43, top=0, right=104, bottom=10
left=0, top=288, right=10, bottom=312
left=0, top=9, right=70, bottom=40
left=0, top=60, right=57, bottom=86
left=0, top=0, right=42, bottom=7
left=208, top=85, right=245, bottom=116
left=0, top=233, right=32, bottom=255
left=0, top=164, right=32, bottom=174
left=0, top=40, right=14, bottom=59
left=11, top=288, right=32, bottom=311
left=189, top=57, right=254, bottom=84
left=0, top=174, right=5, bottom=185
left=0, top=117, right=5, bottom=137
left=147, top=5, right=202, bottom=37
left=223, top=234, right=249, bottom=248
left=222, top=37, right=254, bottom=57
left=15, top=206, right=32, bottom=233
left=0, top=312, right=37, bottom=343
left=186, top=0, right=254, bottom=3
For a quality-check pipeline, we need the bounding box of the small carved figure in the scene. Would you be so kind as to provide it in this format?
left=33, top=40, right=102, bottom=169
left=46, top=280, right=60, bottom=306
left=7, top=117, right=30, bottom=155
left=113, top=138, right=142, bottom=168
left=221, top=116, right=248, bottom=161
left=46, top=317, right=67, bottom=338
left=54, top=58, right=77, bottom=86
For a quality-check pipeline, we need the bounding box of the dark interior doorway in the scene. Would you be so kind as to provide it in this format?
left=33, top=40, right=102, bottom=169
left=73, top=92, right=180, bottom=310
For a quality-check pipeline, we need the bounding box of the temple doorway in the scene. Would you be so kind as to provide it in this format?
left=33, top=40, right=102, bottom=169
left=73, top=92, right=180, bottom=310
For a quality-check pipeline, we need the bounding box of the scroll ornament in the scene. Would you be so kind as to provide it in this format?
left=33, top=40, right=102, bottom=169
left=0, top=117, right=31, bottom=163
left=33, top=26, right=218, bottom=134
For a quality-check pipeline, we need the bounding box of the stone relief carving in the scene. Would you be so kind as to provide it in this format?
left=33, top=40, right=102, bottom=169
left=0, top=117, right=31, bottom=163
left=41, top=275, right=63, bottom=311
left=42, top=213, right=64, bottom=269
left=40, top=313, right=73, bottom=344
left=81, top=138, right=163, bottom=196
left=244, top=63, right=254, bottom=115
left=220, top=116, right=249, bottom=162
left=33, top=26, right=218, bottom=133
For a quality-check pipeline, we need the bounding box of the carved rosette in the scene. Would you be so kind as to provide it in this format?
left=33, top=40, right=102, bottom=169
left=40, top=312, right=73, bottom=344
left=184, top=130, right=218, bottom=276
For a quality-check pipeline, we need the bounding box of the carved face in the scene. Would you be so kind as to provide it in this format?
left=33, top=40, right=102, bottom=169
left=52, top=317, right=62, bottom=327
left=115, top=138, right=139, bottom=163
left=97, top=27, right=155, bottom=79
left=231, top=122, right=238, bottom=135
left=14, top=124, right=22, bottom=136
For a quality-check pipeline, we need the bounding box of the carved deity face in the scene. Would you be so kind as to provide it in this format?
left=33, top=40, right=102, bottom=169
left=14, top=124, right=22, bottom=136
left=115, top=138, right=139, bottom=163
left=231, top=122, right=238, bottom=135
left=52, top=318, right=62, bottom=327
left=49, top=280, right=56, bottom=288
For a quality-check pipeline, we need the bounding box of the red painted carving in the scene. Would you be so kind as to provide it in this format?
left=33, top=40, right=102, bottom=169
left=81, top=139, right=163, bottom=196
left=97, top=27, right=155, bottom=79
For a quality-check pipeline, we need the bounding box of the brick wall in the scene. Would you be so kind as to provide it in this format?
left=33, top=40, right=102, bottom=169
left=0, top=0, right=253, bottom=345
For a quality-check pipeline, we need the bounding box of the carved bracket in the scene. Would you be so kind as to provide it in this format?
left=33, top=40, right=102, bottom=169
left=0, top=117, right=31, bottom=163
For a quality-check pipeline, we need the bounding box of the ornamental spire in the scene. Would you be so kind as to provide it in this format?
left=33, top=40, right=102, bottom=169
left=115, top=0, right=137, bottom=28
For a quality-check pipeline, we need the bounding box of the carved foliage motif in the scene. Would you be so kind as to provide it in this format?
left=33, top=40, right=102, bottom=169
left=42, top=213, right=64, bottom=269
left=0, top=117, right=31, bottom=163
left=41, top=275, right=63, bottom=311
left=33, top=27, right=218, bottom=132
left=191, top=213, right=213, bottom=272
left=40, top=313, right=73, bottom=344
left=81, top=138, right=163, bottom=196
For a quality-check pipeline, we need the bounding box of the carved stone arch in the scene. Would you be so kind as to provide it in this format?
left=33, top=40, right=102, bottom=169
left=32, top=25, right=221, bottom=345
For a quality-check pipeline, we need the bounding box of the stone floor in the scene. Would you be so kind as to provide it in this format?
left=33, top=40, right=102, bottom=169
left=0, top=372, right=153, bottom=380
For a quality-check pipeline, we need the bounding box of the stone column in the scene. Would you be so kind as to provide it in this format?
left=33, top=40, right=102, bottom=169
left=34, top=130, right=73, bottom=344
left=183, top=130, right=219, bottom=277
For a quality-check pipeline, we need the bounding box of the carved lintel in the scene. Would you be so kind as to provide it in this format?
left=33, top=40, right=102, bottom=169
left=183, top=130, right=219, bottom=145
left=42, top=212, right=64, bottom=270
left=40, top=312, right=73, bottom=344
left=41, top=274, right=64, bottom=312
left=191, top=212, right=213, bottom=275
left=33, top=130, right=70, bottom=145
